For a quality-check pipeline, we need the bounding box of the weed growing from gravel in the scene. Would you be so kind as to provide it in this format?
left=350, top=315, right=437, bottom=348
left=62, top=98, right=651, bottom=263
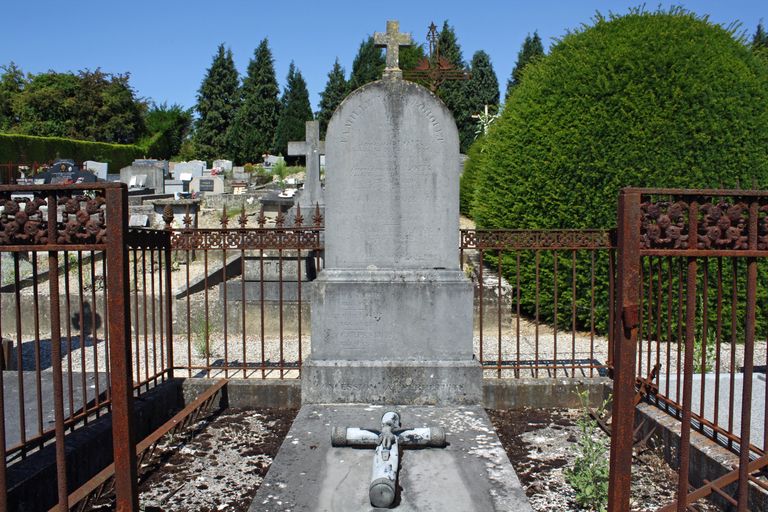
left=564, top=390, right=610, bottom=511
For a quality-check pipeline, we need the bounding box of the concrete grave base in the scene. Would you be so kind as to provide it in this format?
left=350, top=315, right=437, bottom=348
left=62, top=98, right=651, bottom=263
left=251, top=405, right=532, bottom=512
left=302, top=359, right=482, bottom=405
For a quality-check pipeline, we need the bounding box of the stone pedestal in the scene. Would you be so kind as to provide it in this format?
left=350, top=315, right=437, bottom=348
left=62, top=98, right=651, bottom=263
left=304, top=269, right=480, bottom=404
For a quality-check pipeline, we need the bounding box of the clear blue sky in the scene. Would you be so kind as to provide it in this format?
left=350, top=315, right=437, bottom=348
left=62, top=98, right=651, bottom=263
left=2, top=1, right=765, bottom=114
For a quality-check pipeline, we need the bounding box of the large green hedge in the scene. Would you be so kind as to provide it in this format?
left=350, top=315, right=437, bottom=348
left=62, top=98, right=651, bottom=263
left=467, top=9, right=768, bottom=335
left=0, top=131, right=166, bottom=171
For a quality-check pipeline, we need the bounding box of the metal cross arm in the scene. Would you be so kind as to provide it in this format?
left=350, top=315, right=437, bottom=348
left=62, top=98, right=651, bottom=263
left=331, top=411, right=447, bottom=508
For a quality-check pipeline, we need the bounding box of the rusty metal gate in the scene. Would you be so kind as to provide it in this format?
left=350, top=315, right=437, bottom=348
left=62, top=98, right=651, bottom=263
left=609, top=188, right=768, bottom=511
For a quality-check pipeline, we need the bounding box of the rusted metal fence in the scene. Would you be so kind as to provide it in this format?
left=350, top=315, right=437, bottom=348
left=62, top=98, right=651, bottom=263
left=165, top=205, right=323, bottom=379
left=460, top=229, right=616, bottom=378
left=609, top=188, right=768, bottom=511
left=0, top=162, right=67, bottom=185
left=0, top=183, right=173, bottom=511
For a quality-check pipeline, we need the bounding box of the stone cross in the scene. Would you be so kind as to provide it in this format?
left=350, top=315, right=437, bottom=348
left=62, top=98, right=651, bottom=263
left=374, top=20, right=412, bottom=79
left=288, top=120, right=325, bottom=208
left=331, top=411, right=446, bottom=508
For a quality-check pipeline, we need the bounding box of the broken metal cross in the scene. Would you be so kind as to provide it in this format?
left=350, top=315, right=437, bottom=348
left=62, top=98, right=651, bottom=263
left=374, top=20, right=413, bottom=79
left=331, top=411, right=447, bottom=508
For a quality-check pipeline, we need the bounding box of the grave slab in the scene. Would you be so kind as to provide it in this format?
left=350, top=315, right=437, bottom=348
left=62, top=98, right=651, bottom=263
left=251, top=404, right=531, bottom=512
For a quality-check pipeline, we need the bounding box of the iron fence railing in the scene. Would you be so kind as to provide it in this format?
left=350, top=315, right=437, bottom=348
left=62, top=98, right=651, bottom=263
left=610, top=188, right=768, bottom=512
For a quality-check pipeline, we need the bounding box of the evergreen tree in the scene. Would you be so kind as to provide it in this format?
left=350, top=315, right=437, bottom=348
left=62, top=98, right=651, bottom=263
left=143, top=102, right=193, bottom=159
left=468, top=50, right=500, bottom=121
left=228, top=39, right=281, bottom=164
left=505, top=32, right=544, bottom=99
left=316, top=58, right=347, bottom=138
left=348, top=37, right=385, bottom=91
left=0, top=62, right=25, bottom=131
left=193, top=44, right=240, bottom=162
left=435, top=20, right=474, bottom=152
left=754, top=22, right=768, bottom=51
left=272, top=62, right=313, bottom=157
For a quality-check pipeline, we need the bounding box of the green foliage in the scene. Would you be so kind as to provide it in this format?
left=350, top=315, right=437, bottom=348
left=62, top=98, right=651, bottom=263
left=435, top=21, right=474, bottom=153
left=505, top=31, right=545, bottom=99
left=272, top=62, right=313, bottom=157
left=0, top=62, right=24, bottom=131
left=348, top=37, right=385, bottom=92
left=228, top=39, right=281, bottom=165
left=469, top=9, right=768, bottom=332
left=192, top=316, right=211, bottom=358
left=317, top=58, right=348, bottom=138
left=753, top=22, right=768, bottom=50
left=0, top=132, right=147, bottom=170
left=6, top=67, right=147, bottom=144
left=460, top=137, right=487, bottom=215
left=193, top=44, right=240, bottom=162
left=141, top=102, right=193, bottom=159
left=565, top=390, right=610, bottom=512
left=468, top=51, right=499, bottom=110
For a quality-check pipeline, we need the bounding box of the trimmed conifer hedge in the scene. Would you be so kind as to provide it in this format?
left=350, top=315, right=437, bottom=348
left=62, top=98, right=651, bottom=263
left=466, top=8, right=768, bottom=334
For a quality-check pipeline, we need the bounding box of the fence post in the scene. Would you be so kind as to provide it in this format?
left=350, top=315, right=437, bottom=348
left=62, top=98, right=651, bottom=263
left=105, top=185, right=139, bottom=511
left=608, top=188, right=642, bottom=512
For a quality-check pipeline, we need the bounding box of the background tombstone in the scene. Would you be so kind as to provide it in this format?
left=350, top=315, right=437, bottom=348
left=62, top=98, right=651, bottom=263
left=40, top=160, right=96, bottom=184
left=172, top=161, right=205, bottom=180
left=213, top=159, right=233, bottom=173
left=304, top=22, right=480, bottom=405
left=288, top=120, right=325, bottom=209
left=190, top=175, right=224, bottom=195
left=120, top=163, right=164, bottom=193
left=83, top=160, right=108, bottom=181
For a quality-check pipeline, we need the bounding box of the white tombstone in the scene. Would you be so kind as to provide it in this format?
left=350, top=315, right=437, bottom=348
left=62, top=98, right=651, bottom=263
left=83, top=160, right=108, bottom=181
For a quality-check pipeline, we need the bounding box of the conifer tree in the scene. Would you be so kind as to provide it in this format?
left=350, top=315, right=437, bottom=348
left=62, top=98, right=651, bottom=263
left=272, top=62, right=313, bottom=157
left=754, top=22, right=768, bottom=51
left=193, top=44, right=240, bottom=162
left=228, top=39, right=281, bottom=164
left=435, top=21, right=474, bottom=152
left=316, top=59, right=347, bottom=138
left=505, top=32, right=544, bottom=99
left=468, top=50, right=500, bottom=118
left=348, top=37, right=385, bottom=91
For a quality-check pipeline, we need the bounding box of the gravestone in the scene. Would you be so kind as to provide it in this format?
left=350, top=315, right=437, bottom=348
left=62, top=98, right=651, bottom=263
left=173, top=161, right=205, bottom=179
left=40, top=160, right=96, bottom=184
left=303, top=20, right=480, bottom=405
left=120, top=164, right=163, bottom=193
left=213, top=159, right=233, bottom=173
left=288, top=120, right=325, bottom=210
left=253, top=21, right=529, bottom=512
left=83, top=161, right=108, bottom=181
left=190, top=175, right=224, bottom=195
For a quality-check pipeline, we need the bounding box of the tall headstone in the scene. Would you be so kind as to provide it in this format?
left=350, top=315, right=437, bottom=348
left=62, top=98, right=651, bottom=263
left=288, top=120, right=325, bottom=209
left=304, top=20, right=480, bottom=405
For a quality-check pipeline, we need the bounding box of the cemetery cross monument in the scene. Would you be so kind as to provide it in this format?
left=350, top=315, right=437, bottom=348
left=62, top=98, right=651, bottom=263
left=303, top=19, right=481, bottom=405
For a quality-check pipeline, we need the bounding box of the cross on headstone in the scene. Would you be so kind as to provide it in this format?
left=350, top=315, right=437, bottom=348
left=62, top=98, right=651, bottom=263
left=331, top=411, right=447, bottom=508
left=374, top=20, right=413, bottom=79
left=288, top=120, right=326, bottom=208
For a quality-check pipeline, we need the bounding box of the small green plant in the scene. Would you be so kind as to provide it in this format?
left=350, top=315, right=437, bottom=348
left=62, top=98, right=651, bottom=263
left=565, top=390, right=610, bottom=512
left=192, top=317, right=211, bottom=358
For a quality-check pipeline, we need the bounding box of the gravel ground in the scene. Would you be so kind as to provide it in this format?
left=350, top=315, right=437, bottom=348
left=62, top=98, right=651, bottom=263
left=82, top=406, right=720, bottom=512
left=488, top=408, right=720, bottom=512
left=90, top=407, right=297, bottom=512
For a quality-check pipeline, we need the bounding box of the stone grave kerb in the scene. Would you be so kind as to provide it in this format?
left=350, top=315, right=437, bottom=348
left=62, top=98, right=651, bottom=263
left=288, top=120, right=325, bottom=209
left=303, top=20, right=481, bottom=405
